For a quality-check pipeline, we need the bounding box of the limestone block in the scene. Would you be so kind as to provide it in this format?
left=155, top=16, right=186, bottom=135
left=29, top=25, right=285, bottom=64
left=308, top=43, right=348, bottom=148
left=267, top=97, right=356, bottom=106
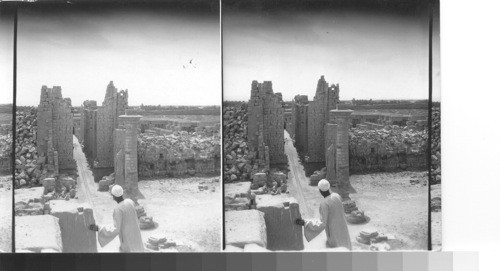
left=15, top=187, right=45, bottom=204
left=16, top=215, right=62, bottom=253
left=225, top=181, right=252, bottom=211
left=255, top=194, right=304, bottom=251
left=42, top=177, right=56, bottom=193
left=252, top=173, right=267, bottom=187
left=49, top=200, right=98, bottom=252
left=225, top=210, right=267, bottom=249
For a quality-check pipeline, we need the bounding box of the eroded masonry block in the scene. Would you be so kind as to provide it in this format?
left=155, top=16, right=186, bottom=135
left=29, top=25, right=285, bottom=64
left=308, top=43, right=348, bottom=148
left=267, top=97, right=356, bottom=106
left=115, top=115, right=141, bottom=197
left=15, top=187, right=46, bottom=215
left=95, top=81, right=128, bottom=168
left=49, top=200, right=97, bottom=252
left=225, top=181, right=252, bottom=211
left=307, top=76, right=340, bottom=163
left=255, top=194, right=304, bottom=250
left=16, top=215, right=62, bottom=253
left=329, top=110, right=355, bottom=199
left=225, top=210, right=267, bottom=249
left=247, top=81, right=287, bottom=165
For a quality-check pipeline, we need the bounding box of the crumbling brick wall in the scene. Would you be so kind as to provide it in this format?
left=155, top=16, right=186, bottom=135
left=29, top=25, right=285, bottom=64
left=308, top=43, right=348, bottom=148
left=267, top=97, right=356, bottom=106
left=36, top=86, right=75, bottom=172
left=247, top=81, right=286, bottom=165
left=138, top=131, right=220, bottom=178
left=349, top=126, right=428, bottom=173
left=307, top=76, right=339, bottom=163
left=95, top=81, right=128, bottom=168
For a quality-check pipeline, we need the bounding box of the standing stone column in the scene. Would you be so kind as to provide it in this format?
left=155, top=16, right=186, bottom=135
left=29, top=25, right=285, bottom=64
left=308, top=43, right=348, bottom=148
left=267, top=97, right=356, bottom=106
left=119, top=115, right=142, bottom=198
left=325, top=123, right=338, bottom=185
left=328, top=110, right=355, bottom=199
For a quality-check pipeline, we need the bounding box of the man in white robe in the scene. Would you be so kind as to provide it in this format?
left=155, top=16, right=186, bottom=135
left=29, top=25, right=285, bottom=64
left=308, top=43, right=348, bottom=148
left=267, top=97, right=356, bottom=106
left=89, top=185, right=144, bottom=252
left=296, top=179, right=352, bottom=250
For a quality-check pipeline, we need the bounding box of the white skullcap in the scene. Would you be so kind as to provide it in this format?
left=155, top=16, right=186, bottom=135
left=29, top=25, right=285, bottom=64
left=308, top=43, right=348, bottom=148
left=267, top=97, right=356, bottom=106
left=111, top=185, right=124, bottom=197
left=318, top=179, right=331, bottom=192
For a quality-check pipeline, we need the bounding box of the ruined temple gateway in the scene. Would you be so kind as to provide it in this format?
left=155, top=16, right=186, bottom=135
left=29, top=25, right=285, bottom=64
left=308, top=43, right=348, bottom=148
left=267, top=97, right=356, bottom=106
left=79, top=81, right=128, bottom=168
left=37, top=86, right=76, bottom=173
left=247, top=81, right=287, bottom=166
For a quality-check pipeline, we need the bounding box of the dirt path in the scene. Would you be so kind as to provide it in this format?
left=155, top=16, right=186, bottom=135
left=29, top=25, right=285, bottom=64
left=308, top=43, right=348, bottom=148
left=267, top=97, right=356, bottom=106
left=283, top=131, right=428, bottom=251
left=73, top=136, right=121, bottom=252
left=0, top=175, right=12, bottom=252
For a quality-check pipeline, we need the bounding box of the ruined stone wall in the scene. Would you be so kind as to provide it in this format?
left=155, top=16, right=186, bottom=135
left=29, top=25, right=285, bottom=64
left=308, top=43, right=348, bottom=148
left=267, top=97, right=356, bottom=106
left=138, top=131, right=220, bottom=178
left=307, top=76, right=339, bottom=162
left=114, top=115, right=140, bottom=196
left=95, top=81, right=128, bottom=168
left=36, top=86, right=75, bottom=171
left=291, top=95, right=309, bottom=154
left=247, top=81, right=286, bottom=165
left=349, top=126, right=428, bottom=173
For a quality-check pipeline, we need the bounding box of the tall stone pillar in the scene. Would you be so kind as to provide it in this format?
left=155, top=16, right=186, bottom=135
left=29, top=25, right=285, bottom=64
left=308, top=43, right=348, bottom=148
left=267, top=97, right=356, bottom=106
left=118, top=115, right=142, bottom=198
left=328, top=110, right=355, bottom=199
left=325, top=123, right=338, bottom=184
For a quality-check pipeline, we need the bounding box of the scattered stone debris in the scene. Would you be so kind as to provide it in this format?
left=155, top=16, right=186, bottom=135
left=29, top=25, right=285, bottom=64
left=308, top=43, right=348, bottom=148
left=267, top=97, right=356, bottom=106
left=356, top=229, right=391, bottom=250
left=135, top=204, right=155, bottom=230
left=309, top=168, right=326, bottom=186
left=430, top=107, right=441, bottom=185
left=145, top=236, right=176, bottom=251
left=223, top=103, right=255, bottom=183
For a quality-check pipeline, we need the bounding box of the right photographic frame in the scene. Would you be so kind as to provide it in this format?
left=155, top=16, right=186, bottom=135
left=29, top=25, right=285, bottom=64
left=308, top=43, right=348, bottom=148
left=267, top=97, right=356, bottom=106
left=223, top=0, right=440, bottom=252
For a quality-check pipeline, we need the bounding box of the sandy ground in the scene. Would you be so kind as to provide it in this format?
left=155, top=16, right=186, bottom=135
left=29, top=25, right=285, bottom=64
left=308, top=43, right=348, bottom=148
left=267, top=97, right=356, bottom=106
left=138, top=177, right=221, bottom=252
left=0, top=175, right=12, bottom=252
left=73, top=136, right=221, bottom=252
left=284, top=131, right=428, bottom=251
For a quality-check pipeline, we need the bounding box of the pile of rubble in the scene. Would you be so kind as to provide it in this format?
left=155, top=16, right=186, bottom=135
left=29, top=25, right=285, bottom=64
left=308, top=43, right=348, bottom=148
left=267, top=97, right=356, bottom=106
left=145, top=236, right=176, bottom=251
left=14, top=108, right=43, bottom=187
left=135, top=204, right=155, bottom=230
left=431, top=107, right=441, bottom=185
left=349, top=125, right=428, bottom=173
left=356, top=229, right=391, bottom=251
left=223, top=103, right=257, bottom=183
left=0, top=132, right=12, bottom=173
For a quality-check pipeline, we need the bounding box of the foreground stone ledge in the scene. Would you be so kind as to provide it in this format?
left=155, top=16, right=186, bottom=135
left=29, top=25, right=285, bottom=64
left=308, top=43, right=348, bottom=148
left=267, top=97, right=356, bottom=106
left=16, top=215, right=62, bottom=253
left=225, top=210, right=267, bottom=249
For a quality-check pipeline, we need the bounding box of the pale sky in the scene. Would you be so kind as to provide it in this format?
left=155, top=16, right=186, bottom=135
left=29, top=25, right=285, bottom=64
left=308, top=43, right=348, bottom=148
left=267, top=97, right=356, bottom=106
left=223, top=8, right=430, bottom=101
left=0, top=10, right=13, bottom=105
left=17, top=4, right=220, bottom=106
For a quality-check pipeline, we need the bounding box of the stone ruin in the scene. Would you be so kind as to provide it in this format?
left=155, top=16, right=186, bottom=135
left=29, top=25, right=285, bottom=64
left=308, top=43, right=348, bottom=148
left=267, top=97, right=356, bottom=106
left=78, top=82, right=128, bottom=168
left=36, top=86, right=76, bottom=173
left=289, top=95, right=309, bottom=154
left=291, top=76, right=340, bottom=163
left=247, top=81, right=287, bottom=168
left=96, top=81, right=128, bottom=168
left=114, top=115, right=141, bottom=197
left=326, top=110, right=356, bottom=200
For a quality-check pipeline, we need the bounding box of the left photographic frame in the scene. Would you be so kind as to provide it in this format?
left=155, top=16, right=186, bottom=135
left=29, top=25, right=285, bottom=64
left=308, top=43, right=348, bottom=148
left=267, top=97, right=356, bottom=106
left=12, top=0, right=221, bottom=253
left=0, top=3, right=15, bottom=253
